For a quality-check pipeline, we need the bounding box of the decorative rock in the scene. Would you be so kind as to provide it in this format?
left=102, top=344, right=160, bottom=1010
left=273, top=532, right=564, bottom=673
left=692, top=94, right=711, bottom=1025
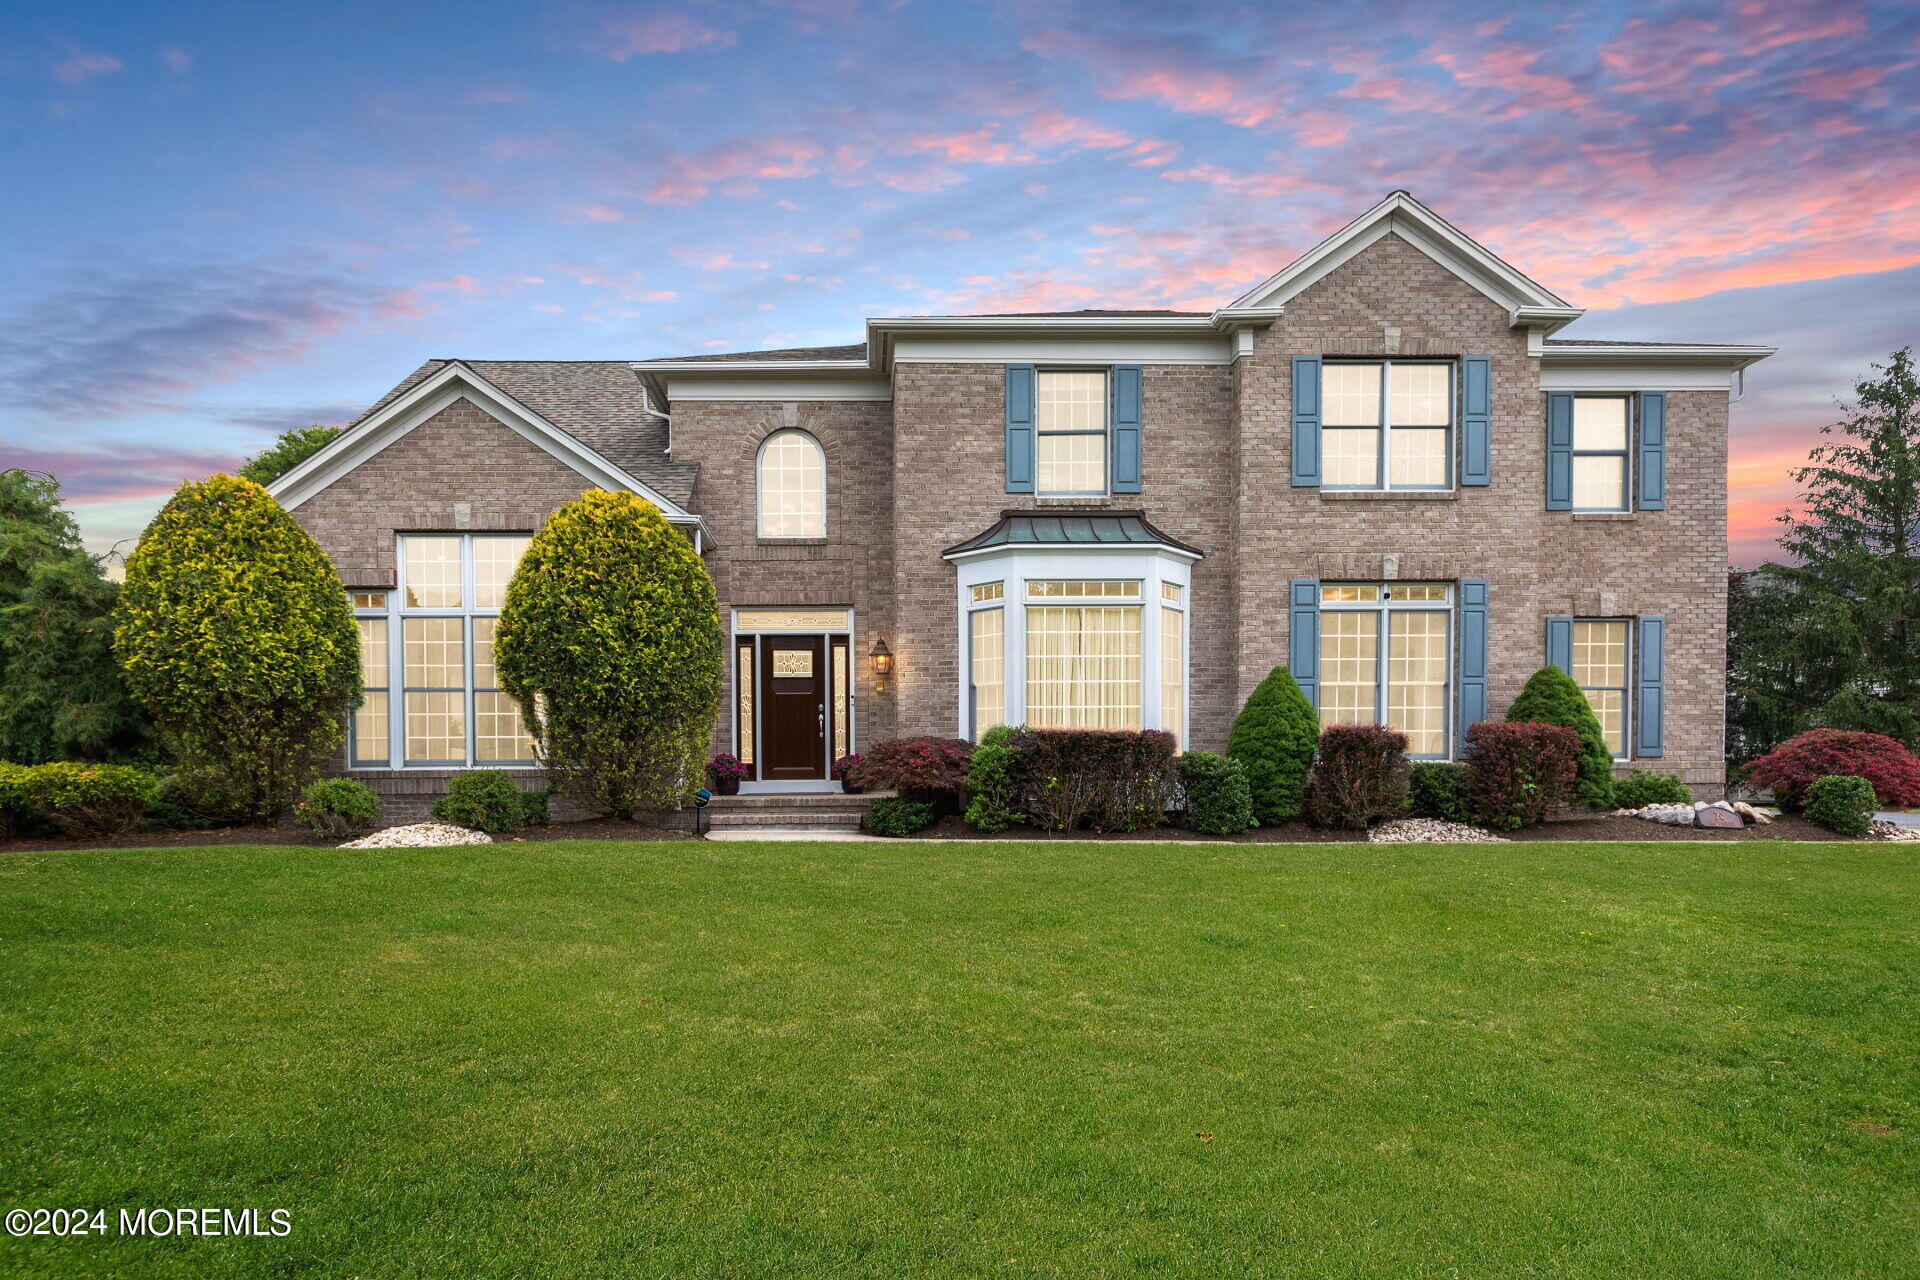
left=340, top=822, right=494, bottom=849
left=1696, top=806, right=1745, bottom=830
left=1731, top=801, right=1770, bottom=825
left=1868, top=820, right=1920, bottom=842
left=1369, top=818, right=1508, bottom=843
left=1634, top=803, right=1699, bottom=825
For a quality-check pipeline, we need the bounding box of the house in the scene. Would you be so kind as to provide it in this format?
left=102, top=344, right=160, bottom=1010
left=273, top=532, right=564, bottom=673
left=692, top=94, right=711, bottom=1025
left=270, top=191, right=1771, bottom=816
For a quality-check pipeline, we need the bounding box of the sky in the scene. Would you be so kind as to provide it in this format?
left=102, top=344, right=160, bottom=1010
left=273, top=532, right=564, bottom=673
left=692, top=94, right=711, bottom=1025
left=2, top=0, right=1916, bottom=567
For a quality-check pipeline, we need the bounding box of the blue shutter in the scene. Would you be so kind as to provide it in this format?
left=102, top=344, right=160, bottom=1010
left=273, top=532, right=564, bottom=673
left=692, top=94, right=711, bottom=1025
left=1635, top=615, right=1665, bottom=757
left=1110, top=365, right=1142, bottom=494
left=1291, top=356, right=1321, bottom=487
left=1546, top=392, right=1574, bottom=509
left=1545, top=616, right=1574, bottom=674
left=1289, top=578, right=1320, bottom=708
left=1460, top=356, right=1491, bottom=486
left=1458, top=579, right=1489, bottom=745
left=1004, top=364, right=1035, bottom=494
left=1637, top=391, right=1666, bottom=510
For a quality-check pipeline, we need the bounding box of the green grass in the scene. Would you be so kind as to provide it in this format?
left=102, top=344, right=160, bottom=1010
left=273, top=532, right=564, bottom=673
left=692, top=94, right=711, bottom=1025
left=2, top=839, right=1916, bottom=1278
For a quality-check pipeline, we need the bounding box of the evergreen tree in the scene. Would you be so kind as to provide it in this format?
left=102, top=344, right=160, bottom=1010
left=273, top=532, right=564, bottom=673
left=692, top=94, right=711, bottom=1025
left=1506, top=665, right=1613, bottom=808
left=0, top=470, right=149, bottom=763
left=238, top=425, right=342, bottom=486
left=1226, top=666, right=1319, bottom=824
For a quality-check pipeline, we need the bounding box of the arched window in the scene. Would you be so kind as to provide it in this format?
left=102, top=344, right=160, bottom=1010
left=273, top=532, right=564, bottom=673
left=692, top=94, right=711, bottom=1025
left=757, top=430, right=826, bottom=538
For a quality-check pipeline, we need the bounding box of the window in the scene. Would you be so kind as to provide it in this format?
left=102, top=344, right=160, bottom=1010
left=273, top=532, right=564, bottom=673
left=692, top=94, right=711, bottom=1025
left=1572, top=397, right=1631, bottom=512
left=1571, top=619, right=1631, bottom=757
left=1036, top=371, right=1106, bottom=495
left=757, top=430, right=826, bottom=538
left=1027, top=603, right=1141, bottom=730
left=352, top=534, right=537, bottom=768
left=1322, top=361, right=1454, bottom=490
left=1318, top=582, right=1453, bottom=757
left=1161, top=599, right=1185, bottom=748
left=969, top=606, right=1005, bottom=737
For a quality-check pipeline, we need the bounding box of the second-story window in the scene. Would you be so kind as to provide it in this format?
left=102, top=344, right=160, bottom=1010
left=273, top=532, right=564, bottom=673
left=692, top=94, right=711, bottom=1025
left=757, top=429, right=826, bottom=538
left=1572, top=397, right=1631, bottom=512
left=1323, top=360, right=1453, bottom=490
left=1036, top=371, right=1107, bottom=496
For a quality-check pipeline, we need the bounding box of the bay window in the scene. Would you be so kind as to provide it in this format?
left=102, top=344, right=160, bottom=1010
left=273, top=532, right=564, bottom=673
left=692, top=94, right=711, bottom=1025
left=1317, top=582, right=1453, bottom=757
left=1323, top=360, right=1454, bottom=490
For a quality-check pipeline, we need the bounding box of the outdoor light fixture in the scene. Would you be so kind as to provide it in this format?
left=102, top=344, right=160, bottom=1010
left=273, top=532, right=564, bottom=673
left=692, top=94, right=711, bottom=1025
left=868, top=638, right=894, bottom=690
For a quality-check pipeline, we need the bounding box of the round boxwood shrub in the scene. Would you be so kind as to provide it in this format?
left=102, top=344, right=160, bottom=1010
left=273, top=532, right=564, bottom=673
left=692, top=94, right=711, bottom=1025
left=1408, top=761, right=1472, bottom=822
left=113, top=475, right=359, bottom=822
left=1611, top=769, right=1693, bottom=809
left=1506, top=665, right=1614, bottom=809
left=1803, top=774, right=1877, bottom=838
left=294, top=777, right=381, bottom=839
left=1177, top=751, right=1253, bottom=835
left=1227, top=666, right=1318, bottom=824
left=16, top=762, right=162, bottom=838
left=962, top=724, right=1026, bottom=833
left=1744, top=729, right=1920, bottom=810
left=431, top=769, right=544, bottom=834
left=864, top=796, right=935, bottom=837
left=494, top=491, right=724, bottom=818
left=1305, top=724, right=1411, bottom=830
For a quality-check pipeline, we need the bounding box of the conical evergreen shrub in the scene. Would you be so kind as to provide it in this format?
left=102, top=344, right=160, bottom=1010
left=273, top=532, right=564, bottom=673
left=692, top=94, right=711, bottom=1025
left=1505, top=665, right=1615, bottom=808
left=1227, top=666, right=1319, bottom=824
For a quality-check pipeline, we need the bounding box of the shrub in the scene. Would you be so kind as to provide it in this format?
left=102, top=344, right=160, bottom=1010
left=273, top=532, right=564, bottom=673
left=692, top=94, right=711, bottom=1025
left=0, top=762, right=34, bottom=839
left=1177, top=751, right=1253, bottom=835
left=1227, top=666, right=1319, bottom=824
left=113, top=474, right=359, bottom=821
left=1408, top=761, right=1473, bottom=822
left=863, top=796, right=935, bottom=837
left=1803, top=774, right=1878, bottom=838
left=145, top=773, right=217, bottom=831
left=1507, top=665, right=1615, bottom=808
left=1744, top=729, right=1920, bottom=810
left=1304, top=724, right=1410, bottom=829
left=294, top=777, right=381, bottom=839
left=845, top=736, right=973, bottom=808
left=1013, top=728, right=1178, bottom=831
left=494, top=490, right=724, bottom=818
left=962, top=725, right=1026, bottom=833
left=1465, top=721, right=1579, bottom=831
left=1612, top=769, right=1693, bottom=809
left=15, top=763, right=162, bottom=838
left=431, top=770, right=543, bottom=834
left=706, top=753, right=749, bottom=783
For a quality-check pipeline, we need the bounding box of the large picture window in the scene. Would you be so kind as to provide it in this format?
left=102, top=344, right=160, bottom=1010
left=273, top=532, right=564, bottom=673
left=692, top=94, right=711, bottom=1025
left=1035, top=371, right=1107, bottom=496
left=757, top=430, right=826, bottom=538
left=1322, top=361, right=1453, bottom=490
left=1570, top=619, right=1631, bottom=757
left=351, top=534, right=537, bottom=768
left=1317, top=582, right=1453, bottom=757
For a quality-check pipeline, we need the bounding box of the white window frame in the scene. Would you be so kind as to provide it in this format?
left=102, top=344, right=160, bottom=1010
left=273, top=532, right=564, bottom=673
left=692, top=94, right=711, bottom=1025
left=1035, top=368, right=1109, bottom=498
left=951, top=547, right=1193, bottom=741
left=756, top=429, right=827, bottom=539
left=350, top=533, right=537, bottom=770
left=1572, top=616, right=1634, bottom=761
left=1322, top=359, right=1456, bottom=493
left=1570, top=395, right=1634, bottom=513
left=1318, top=581, right=1455, bottom=759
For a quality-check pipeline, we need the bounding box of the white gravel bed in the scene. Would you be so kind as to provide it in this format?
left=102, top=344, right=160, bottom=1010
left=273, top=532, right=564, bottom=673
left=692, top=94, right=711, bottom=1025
left=1370, top=817, right=1507, bottom=843
left=340, top=822, right=494, bottom=849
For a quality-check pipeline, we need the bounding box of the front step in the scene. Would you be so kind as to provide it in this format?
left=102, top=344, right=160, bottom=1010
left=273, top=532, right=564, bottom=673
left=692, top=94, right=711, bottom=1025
left=705, top=790, right=890, bottom=831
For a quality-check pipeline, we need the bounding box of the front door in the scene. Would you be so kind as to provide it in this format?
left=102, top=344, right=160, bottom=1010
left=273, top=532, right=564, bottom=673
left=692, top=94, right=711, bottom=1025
left=759, top=635, right=827, bottom=781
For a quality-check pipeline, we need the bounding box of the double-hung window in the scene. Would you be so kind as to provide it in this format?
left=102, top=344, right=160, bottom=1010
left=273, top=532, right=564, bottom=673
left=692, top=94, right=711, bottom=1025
left=1025, top=579, right=1142, bottom=729
left=1318, top=582, right=1452, bottom=757
left=1571, top=396, right=1631, bottom=512
left=1035, top=371, right=1107, bottom=496
left=1323, top=360, right=1453, bottom=490
left=350, top=534, right=538, bottom=768
left=1570, top=619, right=1630, bottom=757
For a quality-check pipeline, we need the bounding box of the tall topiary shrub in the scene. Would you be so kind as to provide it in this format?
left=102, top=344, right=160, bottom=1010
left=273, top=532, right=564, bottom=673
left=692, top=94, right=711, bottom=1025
left=113, top=475, right=359, bottom=821
left=494, top=490, right=723, bottom=818
left=1227, top=666, right=1319, bottom=824
left=1506, top=665, right=1615, bottom=808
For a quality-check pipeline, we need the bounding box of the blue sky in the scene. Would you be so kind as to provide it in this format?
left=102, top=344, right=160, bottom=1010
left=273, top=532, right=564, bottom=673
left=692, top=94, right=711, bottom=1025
left=3, top=0, right=1916, bottom=563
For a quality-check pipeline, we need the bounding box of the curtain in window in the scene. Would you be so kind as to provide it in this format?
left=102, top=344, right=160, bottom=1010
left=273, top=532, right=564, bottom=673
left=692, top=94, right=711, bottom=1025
left=1025, top=605, right=1141, bottom=729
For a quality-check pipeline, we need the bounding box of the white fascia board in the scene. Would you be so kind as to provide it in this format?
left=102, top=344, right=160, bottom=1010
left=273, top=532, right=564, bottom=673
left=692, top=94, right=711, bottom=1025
left=1539, top=346, right=1776, bottom=391
left=1541, top=344, right=1775, bottom=364
left=269, top=362, right=698, bottom=524
left=942, top=540, right=1203, bottom=565
left=891, top=335, right=1234, bottom=365
left=664, top=375, right=893, bottom=401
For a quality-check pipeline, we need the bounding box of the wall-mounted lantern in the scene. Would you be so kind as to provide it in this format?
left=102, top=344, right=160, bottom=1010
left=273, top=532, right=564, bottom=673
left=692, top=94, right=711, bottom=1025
left=868, top=638, right=894, bottom=692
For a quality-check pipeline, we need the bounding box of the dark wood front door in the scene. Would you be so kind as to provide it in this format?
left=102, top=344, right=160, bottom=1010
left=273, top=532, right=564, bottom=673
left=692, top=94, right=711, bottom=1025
left=759, top=635, right=827, bottom=780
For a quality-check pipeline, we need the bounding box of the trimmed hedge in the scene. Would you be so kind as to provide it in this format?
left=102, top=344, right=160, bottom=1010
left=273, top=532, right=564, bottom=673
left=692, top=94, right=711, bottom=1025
left=14, top=762, right=161, bottom=838
left=1465, top=721, right=1579, bottom=831
left=1012, top=728, right=1177, bottom=832
left=864, top=797, right=935, bottom=837
left=1507, top=665, right=1615, bottom=809
left=294, top=777, right=381, bottom=839
left=1744, top=729, right=1920, bottom=810
left=431, top=770, right=546, bottom=833
left=1803, top=774, right=1877, bottom=838
left=1177, top=751, right=1253, bottom=835
left=1304, top=724, right=1410, bottom=829
left=1408, top=761, right=1473, bottom=822
left=1227, top=667, right=1319, bottom=824
left=0, top=761, right=34, bottom=839
left=113, top=474, right=360, bottom=822
left=1612, top=769, right=1692, bottom=809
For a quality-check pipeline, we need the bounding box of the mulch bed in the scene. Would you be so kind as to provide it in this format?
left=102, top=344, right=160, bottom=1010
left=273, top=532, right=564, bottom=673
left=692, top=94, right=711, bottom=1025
left=915, top=810, right=1842, bottom=843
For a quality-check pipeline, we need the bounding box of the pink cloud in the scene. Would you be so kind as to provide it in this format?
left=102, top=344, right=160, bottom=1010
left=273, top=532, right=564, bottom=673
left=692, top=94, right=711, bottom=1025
left=1730, top=0, right=1868, bottom=54
left=577, top=202, right=636, bottom=223
left=1795, top=64, right=1886, bottom=100
left=639, top=135, right=824, bottom=203
left=51, top=46, right=124, bottom=85
left=7, top=445, right=241, bottom=504
left=160, top=47, right=192, bottom=74
left=1022, top=30, right=1278, bottom=127
left=600, top=13, right=735, bottom=59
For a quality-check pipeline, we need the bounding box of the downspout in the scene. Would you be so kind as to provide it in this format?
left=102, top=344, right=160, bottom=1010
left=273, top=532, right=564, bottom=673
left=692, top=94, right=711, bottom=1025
left=638, top=381, right=673, bottom=452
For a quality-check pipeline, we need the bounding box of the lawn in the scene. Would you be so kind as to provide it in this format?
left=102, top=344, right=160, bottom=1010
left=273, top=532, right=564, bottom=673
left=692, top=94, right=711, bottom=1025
left=2, top=839, right=1915, bottom=1279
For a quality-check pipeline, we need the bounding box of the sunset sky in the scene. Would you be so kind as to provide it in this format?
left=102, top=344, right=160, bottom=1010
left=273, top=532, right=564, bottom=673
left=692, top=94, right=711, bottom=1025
left=3, top=0, right=1915, bottom=566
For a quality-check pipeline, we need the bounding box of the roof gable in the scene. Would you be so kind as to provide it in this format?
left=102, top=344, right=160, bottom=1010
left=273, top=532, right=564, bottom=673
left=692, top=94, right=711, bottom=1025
left=1216, top=191, right=1583, bottom=331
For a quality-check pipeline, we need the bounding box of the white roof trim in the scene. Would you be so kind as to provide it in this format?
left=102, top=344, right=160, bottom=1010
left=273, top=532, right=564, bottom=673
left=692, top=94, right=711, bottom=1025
left=268, top=361, right=698, bottom=524
left=1539, top=342, right=1774, bottom=366
left=1213, top=191, right=1581, bottom=331
left=943, top=539, right=1202, bottom=565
